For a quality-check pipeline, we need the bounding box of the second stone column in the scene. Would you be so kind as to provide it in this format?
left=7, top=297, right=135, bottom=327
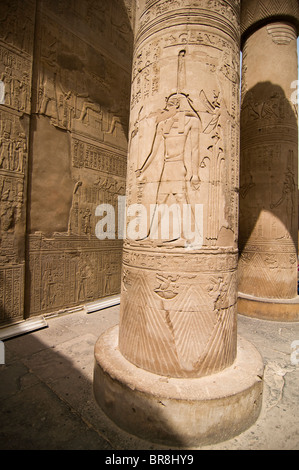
left=238, top=1, right=299, bottom=321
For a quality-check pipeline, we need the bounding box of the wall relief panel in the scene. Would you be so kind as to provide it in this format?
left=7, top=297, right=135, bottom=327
left=239, top=23, right=298, bottom=300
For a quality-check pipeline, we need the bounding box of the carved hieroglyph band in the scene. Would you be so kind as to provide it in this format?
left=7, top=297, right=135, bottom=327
left=119, top=0, right=241, bottom=377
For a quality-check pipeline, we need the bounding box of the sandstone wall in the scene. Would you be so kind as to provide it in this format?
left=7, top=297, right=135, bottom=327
left=0, top=0, right=133, bottom=325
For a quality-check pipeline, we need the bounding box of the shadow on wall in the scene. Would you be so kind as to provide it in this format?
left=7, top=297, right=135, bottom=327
left=21, top=0, right=133, bottom=320
left=0, top=320, right=115, bottom=449
left=238, top=82, right=298, bottom=297
left=27, top=0, right=133, bottom=236
left=0, top=269, right=25, bottom=327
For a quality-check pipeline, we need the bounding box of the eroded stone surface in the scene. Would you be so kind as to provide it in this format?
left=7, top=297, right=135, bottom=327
left=118, top=0, right=241, bottom=378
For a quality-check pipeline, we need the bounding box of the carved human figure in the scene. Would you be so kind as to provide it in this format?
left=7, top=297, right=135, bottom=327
left=270, top=151, right=296, bottom=234
left=15, top=133, right=27, bottom=172
left=0, top=189, right=15, bottom=232
left=239, top=20, right=298, bottom=301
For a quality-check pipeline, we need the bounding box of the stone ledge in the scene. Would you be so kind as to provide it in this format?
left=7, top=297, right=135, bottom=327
left=238, top=293, right=299, bottom=322
left=93, top=325, right=264, bottom=447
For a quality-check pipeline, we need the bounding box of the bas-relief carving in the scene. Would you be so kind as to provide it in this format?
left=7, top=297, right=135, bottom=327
left=28, top=133, right=126, bottom=314
left=36, top=13, right=130, bottom=145
left=0, top=110, right=29, bottom=324
left=25, top=1, right=131, bottom=317
left=239, top=144, right=298, bottom=299
left=28, top=236, right=122, bottom=315
left=0, top=0, right=36, bottom=56
left=120, top=244, right=238, bottom=376
left=119, top=0, right=240, bottom=378
left=129, top=33, right=239, bottom=249
left=241, top=0, right=299, bottom=36
left=68, top=144, right=126, bottom=238
left=240, top=145, right=297, bottom=237
left=266, top=23, right=297, bottom=45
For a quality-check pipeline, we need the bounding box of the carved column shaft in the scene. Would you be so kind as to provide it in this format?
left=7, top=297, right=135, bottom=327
left=239, top=17, right=298, bottom=300
left=118, top=0, right=241, bottom=378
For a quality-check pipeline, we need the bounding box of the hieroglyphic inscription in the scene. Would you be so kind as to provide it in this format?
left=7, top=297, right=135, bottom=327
left=129, top=29, right=240, bottom=247
left=0, top=43, right=32, bottom=115
left=35, top=3, right=131, bottom=143
left=131, top=30, right=239, bottom=112
left=0, top=0, right=36, bottom=55
left=138, top=0, right=239, bottom=36
left=0, top=109, right=28, bottom=321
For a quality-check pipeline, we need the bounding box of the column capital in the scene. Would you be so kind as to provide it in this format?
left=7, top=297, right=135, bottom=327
left=241, top=0, right=299, bottom=43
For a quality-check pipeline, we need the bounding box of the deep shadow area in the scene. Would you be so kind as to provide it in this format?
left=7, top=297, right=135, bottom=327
left=238, top=81, right=298, bottom=297
left=0, top=0, right=134, bottom=327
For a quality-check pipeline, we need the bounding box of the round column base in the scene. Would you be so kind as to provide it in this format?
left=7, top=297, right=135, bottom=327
left=238, top=293, right=299, bottom=322
left=93, top=325, right=264, bottom=447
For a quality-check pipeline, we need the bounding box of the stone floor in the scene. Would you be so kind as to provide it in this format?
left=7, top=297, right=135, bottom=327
left=0, top=305, right=299, bottom=450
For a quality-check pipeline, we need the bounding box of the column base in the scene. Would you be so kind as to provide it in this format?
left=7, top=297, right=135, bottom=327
left=238, top=292, right=299, bottom=322
left=93, top=325, right=264, bottom=447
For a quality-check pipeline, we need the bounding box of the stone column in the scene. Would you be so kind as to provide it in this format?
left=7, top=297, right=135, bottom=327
left=238, top=0, right=299, bottom=321
left=94, top=0, right=263, bottom=447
